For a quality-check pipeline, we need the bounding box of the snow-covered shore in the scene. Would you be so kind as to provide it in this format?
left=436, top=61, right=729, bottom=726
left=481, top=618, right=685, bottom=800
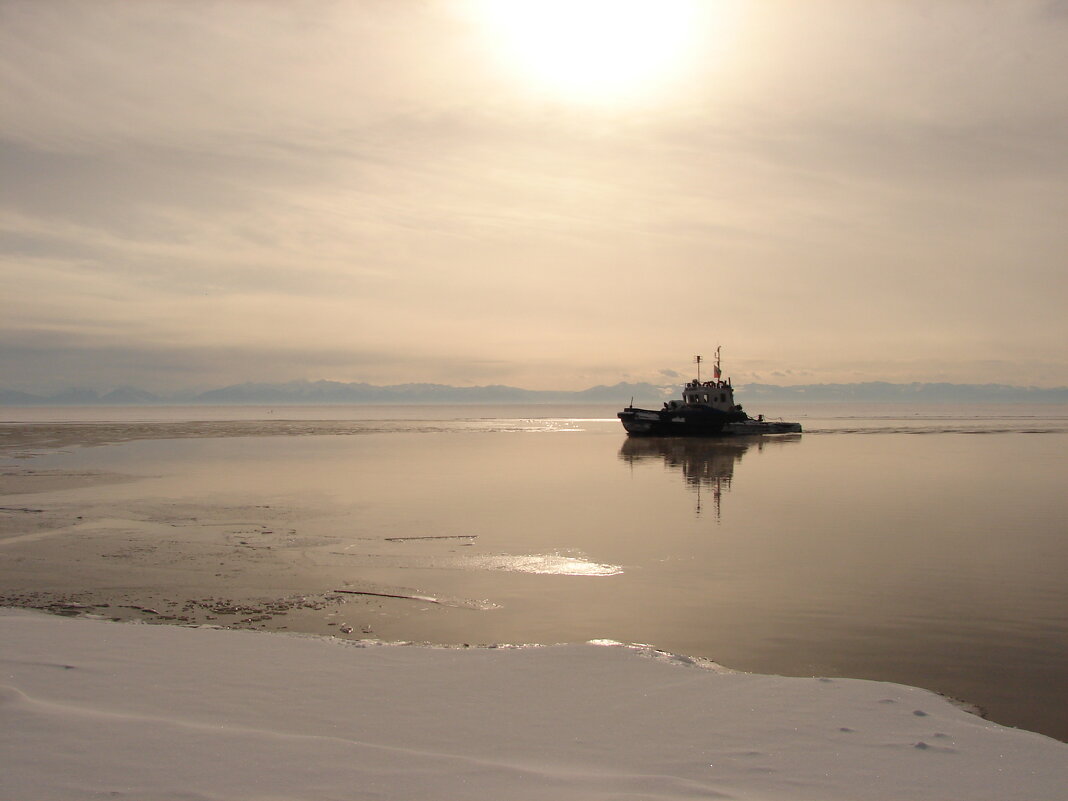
left=2, top=609, right=1065, bottom=801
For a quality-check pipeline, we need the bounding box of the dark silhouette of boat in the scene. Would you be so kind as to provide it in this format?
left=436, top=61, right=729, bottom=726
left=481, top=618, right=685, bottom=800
left=618, top=351, right=802, bottom=437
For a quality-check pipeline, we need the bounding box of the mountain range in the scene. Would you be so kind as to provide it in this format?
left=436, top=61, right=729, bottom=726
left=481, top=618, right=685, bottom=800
left=2, top=380, right=1067, bottom=405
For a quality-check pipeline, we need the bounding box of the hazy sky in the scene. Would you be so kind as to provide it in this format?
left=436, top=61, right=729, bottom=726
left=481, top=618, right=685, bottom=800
left=2, top=0, right=1067, bottom=393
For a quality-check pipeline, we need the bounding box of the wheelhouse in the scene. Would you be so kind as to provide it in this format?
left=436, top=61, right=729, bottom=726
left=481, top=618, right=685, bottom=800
left=681, top=380, right=735, bottom=412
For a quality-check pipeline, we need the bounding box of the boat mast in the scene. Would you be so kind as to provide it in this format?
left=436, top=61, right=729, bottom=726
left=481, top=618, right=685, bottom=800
left=694, top=354, right=702, bottom=382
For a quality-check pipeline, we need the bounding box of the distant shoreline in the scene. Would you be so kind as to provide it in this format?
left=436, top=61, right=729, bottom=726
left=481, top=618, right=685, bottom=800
left=4, top=380, right=1067, bottom=406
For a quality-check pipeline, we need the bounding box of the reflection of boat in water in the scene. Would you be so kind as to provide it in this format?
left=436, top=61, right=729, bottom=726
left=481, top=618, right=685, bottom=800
left=619, top=434, right=801, bottom=518
left=620, top=436, right=801, bottom=490
left=620, top=436, right=751, bottom=488
left=618, top=351, right=802, bottom=437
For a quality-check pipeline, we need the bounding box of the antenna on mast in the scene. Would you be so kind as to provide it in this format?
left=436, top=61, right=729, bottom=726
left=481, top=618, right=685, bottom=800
left=694, top=354, right=703, bottom=382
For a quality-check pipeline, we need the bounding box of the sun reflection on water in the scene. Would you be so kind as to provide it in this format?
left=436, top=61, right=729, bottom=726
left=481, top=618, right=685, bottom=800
left=460, top=553, right=623, bottom=576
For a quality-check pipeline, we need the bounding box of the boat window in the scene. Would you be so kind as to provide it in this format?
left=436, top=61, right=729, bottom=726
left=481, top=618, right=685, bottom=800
left=702, top=393, right=710, bottom=403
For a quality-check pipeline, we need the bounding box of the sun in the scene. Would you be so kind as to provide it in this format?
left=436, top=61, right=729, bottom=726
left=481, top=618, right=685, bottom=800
left=474, top=0, right=712, bottom=103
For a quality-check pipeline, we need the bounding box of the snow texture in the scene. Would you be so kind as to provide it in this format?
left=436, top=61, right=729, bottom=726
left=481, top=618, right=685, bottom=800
left=1, top=609, right=1065, bottom=801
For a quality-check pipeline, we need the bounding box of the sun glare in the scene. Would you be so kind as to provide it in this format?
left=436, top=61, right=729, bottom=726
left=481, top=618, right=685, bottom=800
left=475, top=0, right=713, bottom=102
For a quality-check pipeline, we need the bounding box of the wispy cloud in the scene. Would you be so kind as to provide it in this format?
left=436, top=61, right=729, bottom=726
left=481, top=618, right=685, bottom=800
left=2, top=0, right=1066, bottom=391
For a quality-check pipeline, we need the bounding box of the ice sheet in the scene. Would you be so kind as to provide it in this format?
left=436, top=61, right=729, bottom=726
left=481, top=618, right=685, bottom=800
left=2, top=609, right=1066, bottom=801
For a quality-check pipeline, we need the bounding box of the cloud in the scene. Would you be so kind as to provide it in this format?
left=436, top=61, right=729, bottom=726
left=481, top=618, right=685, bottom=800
left=1, top=0, right=1066, bottom=391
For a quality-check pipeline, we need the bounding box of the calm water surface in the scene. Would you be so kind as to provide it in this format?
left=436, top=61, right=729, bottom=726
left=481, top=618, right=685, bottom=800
left=1, top=404, right=1066, bottom=741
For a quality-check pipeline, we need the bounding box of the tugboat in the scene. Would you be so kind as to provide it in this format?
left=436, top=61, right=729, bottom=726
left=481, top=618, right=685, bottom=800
left=618, top=350, right=802, bottom=437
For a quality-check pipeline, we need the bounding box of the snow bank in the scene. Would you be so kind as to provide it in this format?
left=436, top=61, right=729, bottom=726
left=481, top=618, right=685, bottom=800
left=1, top=609, right=1065, bottom=801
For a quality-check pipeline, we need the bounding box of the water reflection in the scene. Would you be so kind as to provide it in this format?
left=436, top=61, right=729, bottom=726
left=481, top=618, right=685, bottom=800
left=4, top=424, right=1067, bottom=740
left=458, top=553, right=623, bottom=576
left=619, top=435, right=801, bottom=519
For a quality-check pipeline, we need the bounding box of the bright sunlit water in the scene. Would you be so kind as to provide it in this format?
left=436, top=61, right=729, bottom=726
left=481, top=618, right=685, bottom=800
left=1, top=403, right=1066, bottom=741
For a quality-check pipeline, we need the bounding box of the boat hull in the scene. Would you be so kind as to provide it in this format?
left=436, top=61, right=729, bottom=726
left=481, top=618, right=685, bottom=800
left=722, top=420, right=803, bottom=435
left=618, top=407, right=736, bottom=437
left=618, top=408, right=801, bottom=437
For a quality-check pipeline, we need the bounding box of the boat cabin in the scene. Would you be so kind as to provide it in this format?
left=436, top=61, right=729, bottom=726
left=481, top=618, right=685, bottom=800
left=663, top=379, right=739, bottom=413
